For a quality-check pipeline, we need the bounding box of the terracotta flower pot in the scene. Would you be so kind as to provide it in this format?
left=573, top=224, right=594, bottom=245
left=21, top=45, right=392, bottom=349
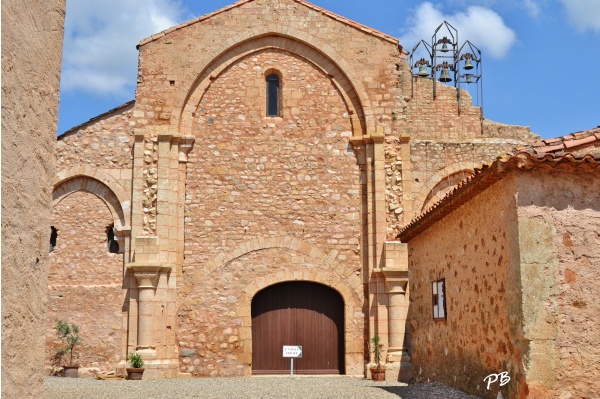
left=370, top=366, right=386, bottom=381
left=63, top=365, right=79, bottom=378
left=126, top=368, right=145, bottom=380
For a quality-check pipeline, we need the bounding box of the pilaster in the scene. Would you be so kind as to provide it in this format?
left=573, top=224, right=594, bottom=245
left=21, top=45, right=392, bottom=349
left=125, top=132, right=195, bottom=378
left=375, top=241, right=412, bottom=382
left=399, top=134, right=414, bottom=223
left=352, top=126, right=389, bottom=375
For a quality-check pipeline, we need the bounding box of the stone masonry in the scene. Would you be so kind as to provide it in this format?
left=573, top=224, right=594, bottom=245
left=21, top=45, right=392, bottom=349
left=2, top=1, right=65, bottom=398
left=48, top=0, right=541, bottom=385
left=399, top=143, right=600, bottom=398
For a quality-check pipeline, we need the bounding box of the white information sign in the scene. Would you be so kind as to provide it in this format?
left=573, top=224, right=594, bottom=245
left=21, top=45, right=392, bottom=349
left=283, top=345, right=303, bottom=358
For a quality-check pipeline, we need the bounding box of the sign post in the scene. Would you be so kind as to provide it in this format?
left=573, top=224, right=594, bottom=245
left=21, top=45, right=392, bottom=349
left=283, top=345, right=302, bottom=376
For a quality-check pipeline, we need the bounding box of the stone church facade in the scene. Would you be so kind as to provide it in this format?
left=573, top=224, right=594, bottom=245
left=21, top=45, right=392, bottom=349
left=46, top=0, right=564, bottom=392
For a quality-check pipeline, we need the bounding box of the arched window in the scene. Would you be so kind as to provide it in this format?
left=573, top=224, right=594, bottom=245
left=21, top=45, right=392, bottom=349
left=106, top=224, right=119, bottom=254
left=266, top=73, right=280, bottom=117
left=50, top=226, right=58, bottom=252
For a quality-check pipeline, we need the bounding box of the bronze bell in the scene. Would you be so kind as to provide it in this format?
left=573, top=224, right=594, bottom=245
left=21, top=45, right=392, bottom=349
left=418, top=64, right=429, bottom=77
left=441, top=42, right=449, bottom=52
left=465, top=74, right=474, bottom=84
left=464, top=58, right=474, bottom=70
left=439, top=67, right=452, bottom=82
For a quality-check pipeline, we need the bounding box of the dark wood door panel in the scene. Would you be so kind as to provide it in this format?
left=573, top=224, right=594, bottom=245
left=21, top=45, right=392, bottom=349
left=251, top=281, right=344, bottom=374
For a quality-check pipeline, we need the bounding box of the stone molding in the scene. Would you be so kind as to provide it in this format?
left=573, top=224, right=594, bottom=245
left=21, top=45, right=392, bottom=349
left=128, top=263, right=169, bottom=288
left=233, top=268, right=365, bottom=374
left=199, top=237, right=363, bottom=302
left=176, top=135, right=195, bottom=162
left=415, top=161, right=479, bottom=213
left=53, top=169, right=131, bottom=230
left=178, top=33, right=372, bottom=135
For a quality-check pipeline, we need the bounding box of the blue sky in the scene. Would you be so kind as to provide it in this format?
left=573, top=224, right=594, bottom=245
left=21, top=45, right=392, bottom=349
left=58, top=0, right=600, bottom=138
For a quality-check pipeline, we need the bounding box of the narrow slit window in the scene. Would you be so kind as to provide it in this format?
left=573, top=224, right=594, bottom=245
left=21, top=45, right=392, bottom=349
left=266, top=73, right=280, bottom=117
left=50, top=226, right=58, bottom=253
left=106, top=224, right=119, bottom=254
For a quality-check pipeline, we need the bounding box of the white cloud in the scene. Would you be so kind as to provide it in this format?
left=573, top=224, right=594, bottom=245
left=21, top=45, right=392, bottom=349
left=559, top=0, right=600, bottom=33
left=61, top=0, right=186, bottom=98
left=522, top=0, right=541, bottom=18
left=400, top=2, right=517, bottom=59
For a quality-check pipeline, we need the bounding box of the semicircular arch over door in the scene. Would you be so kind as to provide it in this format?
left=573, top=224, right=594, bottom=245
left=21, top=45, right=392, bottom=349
left=251, top=281, right=345, bottom=374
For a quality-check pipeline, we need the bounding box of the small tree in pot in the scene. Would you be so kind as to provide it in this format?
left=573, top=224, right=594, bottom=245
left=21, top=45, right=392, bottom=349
left=369, top=335, right=386, bottom=381
left=55, top=319, right=82, bottom=378
left=126, top=352, right=145, bottom=380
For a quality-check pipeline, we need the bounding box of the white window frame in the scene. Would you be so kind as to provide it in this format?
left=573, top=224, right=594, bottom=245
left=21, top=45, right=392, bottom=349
left=432, top=278, right=447, bottom=321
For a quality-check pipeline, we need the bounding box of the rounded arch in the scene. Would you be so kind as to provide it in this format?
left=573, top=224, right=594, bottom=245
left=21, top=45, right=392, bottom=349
left=416, top=162, right=477, bottom=213
left=191, top=238, right=365, bottom=375
left=53, top=169, right=130, bottom=230
left=251, top=281, right=345, bottom=374
left=235, top=269, right=364, bottom=375
left=178, top=33, right=372, bottom=136
left=200, top=237, right=362, bottom=302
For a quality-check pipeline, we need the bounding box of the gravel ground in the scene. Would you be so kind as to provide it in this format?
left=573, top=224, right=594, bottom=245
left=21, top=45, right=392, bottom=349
left=44, top=376, right=483, bottom=399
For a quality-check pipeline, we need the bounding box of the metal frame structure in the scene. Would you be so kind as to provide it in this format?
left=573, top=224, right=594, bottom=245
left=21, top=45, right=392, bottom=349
left=409, top=21, right=483, bottom=114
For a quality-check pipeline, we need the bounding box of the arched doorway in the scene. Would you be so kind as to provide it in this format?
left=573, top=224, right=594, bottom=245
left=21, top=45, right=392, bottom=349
left=251, top=281, right=345, bottom=374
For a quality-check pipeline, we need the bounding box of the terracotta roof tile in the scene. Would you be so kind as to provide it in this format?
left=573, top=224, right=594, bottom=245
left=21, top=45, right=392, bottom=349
left=397, top=126, right=600, bottom=242
left=517, top=127, right=600, bottom=155
left=543, top=137, right=562, bottom=144
left=534, top=143, right=565, bottom=153
left=138, top=0, right=399, bottom=47
left=564, top=134, right=597, bottom=148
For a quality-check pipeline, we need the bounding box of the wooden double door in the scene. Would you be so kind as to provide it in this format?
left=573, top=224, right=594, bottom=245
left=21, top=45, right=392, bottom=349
left=251, top=281, right=345, bottom=374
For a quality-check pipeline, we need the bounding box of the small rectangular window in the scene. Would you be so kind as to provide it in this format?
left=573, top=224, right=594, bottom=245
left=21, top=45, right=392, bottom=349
left=432, top=279, right=447, bottom=320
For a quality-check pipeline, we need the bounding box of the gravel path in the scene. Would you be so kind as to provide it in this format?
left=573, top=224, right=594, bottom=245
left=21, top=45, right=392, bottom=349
left=44, top=376, right=483, bottom=399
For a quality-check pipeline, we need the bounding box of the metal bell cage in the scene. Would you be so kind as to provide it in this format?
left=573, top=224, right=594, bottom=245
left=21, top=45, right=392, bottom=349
left=409, top=21, right=483, bottom=114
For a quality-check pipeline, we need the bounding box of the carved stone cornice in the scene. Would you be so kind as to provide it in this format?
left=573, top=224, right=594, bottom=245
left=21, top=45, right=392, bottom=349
left=373, top=268, right=409, bottom=294
left=114, top=226, right=132, bottom=237
left=177, top=135, right=195, bottom=162
left=127, top=263, right=172, bottom=289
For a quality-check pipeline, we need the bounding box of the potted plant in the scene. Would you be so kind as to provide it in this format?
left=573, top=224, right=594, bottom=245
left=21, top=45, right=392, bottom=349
left=126, top=352, right=145, bottom=380
left=54, top=319, right=82, bottom=378
left=369, top=335, right=386, bottom=381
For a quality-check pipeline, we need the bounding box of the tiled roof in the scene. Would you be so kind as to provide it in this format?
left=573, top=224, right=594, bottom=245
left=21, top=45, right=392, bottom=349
left=138, top=0, right=399, bottom=47
left=397, top=126, right=600, bottom=242
left=512, top=126, right=600, bottom=158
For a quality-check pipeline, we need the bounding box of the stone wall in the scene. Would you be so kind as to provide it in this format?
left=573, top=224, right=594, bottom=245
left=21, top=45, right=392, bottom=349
left=409, top=139, right=524, bottom=212
left=386, top=62, right=539, bottom=236
left=1, top=1, right=65, bottom=397
left=407, top=176, right=525, bottom=399
left=180, top=47, right=364, bottom=376
left=134, top=0, right=402, bottom=138
left=48, top=113, right=134, bottom=376
left=515, top=171, right=600, bottom=399
left=57, top=104, right=135, bottom=170
left=46, top=191, right=125, bottom=376
left=46, top=0, right=553, bottom=381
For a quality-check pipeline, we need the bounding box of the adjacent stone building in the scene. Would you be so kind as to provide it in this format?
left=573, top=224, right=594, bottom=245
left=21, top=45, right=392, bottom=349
left=46, top=1, right=598, bottom=397
left=2, top=1, right=66, bottom=398
left=399, top=129, right=600, bottom=398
